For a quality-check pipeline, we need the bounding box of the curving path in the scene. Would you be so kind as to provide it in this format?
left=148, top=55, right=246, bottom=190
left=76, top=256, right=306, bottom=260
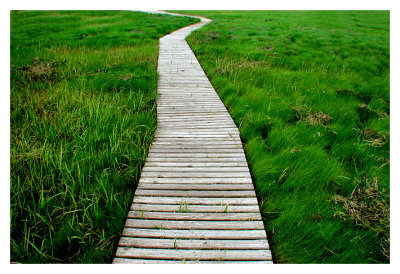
left=113, top=11, right=273, bottom=264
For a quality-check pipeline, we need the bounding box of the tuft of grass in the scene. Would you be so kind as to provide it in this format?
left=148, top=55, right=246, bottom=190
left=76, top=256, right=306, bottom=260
left=10, top=10, right=199, bottom=263
left=178, top=10, right=390, bottom=263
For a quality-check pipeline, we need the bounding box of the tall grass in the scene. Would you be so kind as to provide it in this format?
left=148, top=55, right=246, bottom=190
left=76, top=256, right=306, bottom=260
left=180, top=10, right=390, bottom=263
left=10, top=10, right=199, bottom=263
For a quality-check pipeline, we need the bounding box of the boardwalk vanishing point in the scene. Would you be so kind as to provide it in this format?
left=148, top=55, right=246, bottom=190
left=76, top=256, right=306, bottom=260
left=113, top=11, right=273, bottom=264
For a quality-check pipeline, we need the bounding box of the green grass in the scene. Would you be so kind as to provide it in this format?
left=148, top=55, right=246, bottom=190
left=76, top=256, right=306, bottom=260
left=178, top=10, right=390, bottom=263
left=10, top=10, right=198, bottom=263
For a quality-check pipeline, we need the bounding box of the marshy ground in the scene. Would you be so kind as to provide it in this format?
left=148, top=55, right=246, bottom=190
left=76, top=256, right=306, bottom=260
left=10, top=10, right=198, bottom=263
left=180, top=10, right=390, bottom=263
left=10, top=10, right=389, bottom=264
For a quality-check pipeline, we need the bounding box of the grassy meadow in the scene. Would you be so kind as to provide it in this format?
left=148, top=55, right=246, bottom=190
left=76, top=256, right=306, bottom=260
left=178, top=10, right=390, bottom=263
left=10, top=10, right=198, bottom=263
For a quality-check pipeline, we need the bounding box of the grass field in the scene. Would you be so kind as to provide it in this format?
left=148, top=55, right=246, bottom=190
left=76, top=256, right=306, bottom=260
left=10, top=10, right=198, bottom=263
left=178, top=10, right=390, bottom=263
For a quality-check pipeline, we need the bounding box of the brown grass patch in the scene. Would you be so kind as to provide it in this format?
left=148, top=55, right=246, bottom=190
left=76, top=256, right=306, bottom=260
left=305, top=111, right=332, bottom=126
left=359, top=128, right=388, bottom=147
left=334, top=177, right=390, bottom=259
left=205, top=31, right=221, bottom=41
left=13, top=57, right=65, bottom=82
left=261, top=46, right=274, bottom=51
left=292, top=106, right=332, bottom=126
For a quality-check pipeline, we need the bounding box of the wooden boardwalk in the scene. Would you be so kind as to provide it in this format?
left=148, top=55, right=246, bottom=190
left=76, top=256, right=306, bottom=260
left=113, top=12, right=273, bottom=264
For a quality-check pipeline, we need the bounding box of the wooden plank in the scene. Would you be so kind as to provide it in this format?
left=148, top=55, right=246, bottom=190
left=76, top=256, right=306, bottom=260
left=157, top=108, right=228, bottom=112
left=158, top=100, right=223, bottom=103
left=154, top=134, right=240, bottom=138
left=151, top=140, right=242, bottom=145
left=156, top=128, right=239, bottom=132
left=157, top=101, right=223, bottom=104
left=146, top=153, right=245, bottom=158
left=137, top=183, right=254, bottom=190
left=149, top=147, right=244, bottom=152
left=116, top=248, right=272, bottom=261
left=150, top=144, right=243, bottom=149
left=157, top=125, right=237, bottom=129
left=157, top=113, right=231, bottom=118
left=149, top=146, right=243, bottom=150
left=157, top=112, right=228, bottom=116
left=122, top=228, right=267, bottom=240
left=155, top=131, right=240, bottom=135
left=157, top=100, right=223, bottom=103
left=152, top=136, right=239, bottom=140
left=144, top=162, right=247, bottom=167
left=124, top=219, right=264, bottom=230
left=158, top=97, right=222, bottom=101
left=118, top=238, right=269, bottom=249
left=157, top=118, right=233, bottom=122
left=142, top=158, right=249, bottom=165
left=138, top=177, right=252, bottom=184
left=127, top=211, right=261, bottom=221
left=157, top=103, right=225, bottom=106
left=139, top=172, right=250, bottom=178
left=158, top=85, right=214, bottom=89
left=150, top=143, right=243, bottom=148
left=157, top=114, right=230, bottom=118
left=145, top=157, right=247, bottom=163
left=113, top=258, right=272, bottom=264
left=157, top=116, right=234, bottom=120
left=134, top=189, right=255, bottom=197
left=157, top=109, right=229, bottom=113
left=130, top=204, right=260, bottom=213
left=154, top=135, right=239, bottom=139
left=157, top=120, right=234, bottom=124
left=158, top=123, right=236, bottom=127
left=157, top=104, right=225, bottom=107
left=148, top=149, right=244, bottom=154
left=157, top=96, right=221, bottom=99
left=132, top=196, right=259, bottom=205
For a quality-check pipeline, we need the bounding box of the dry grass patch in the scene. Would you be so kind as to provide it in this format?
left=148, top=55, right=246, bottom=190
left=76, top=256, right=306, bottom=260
left=292, top=106, right=332, bottom=126
left=359, top=128, right=388, bottom=147
left=334, top=177, right=389, bottom=259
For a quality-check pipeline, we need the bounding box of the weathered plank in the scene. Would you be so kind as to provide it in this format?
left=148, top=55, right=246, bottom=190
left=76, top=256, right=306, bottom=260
left=122, top=228, right=267, bottom=239
left=118, top=238, right=269, bottom=249
left=127, top=211, right=261, bottom=221
left=148, top=149, right=244, bottom=154
left=149, top=147, right=244, bottom=152
left=145, top=157, right=248, bottom=163
left=138, top=177, right=253, bottom=184
left=144, top=162, right=247, bottom=167
left=116, top=248, right=272, bottom=261
left=124, top=219, right=264, bottom=230
left=113, top=258, right=273, bottom=264
left=134, top=189, right=255, bottom=197
left=139, top=172, right=250, bottom=178
left=156, top=129, right=240, bottom=134
left=137, top=183, right=254, bottom=190
left=132, top=196, right=259, bottom=205
left=130, top=204, right=260, bottom=213
left=142, top=166, right=249, bottom=172
left=151, top=140, right=242, bottom=145
left=146, top=153, right=245, bottom=159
